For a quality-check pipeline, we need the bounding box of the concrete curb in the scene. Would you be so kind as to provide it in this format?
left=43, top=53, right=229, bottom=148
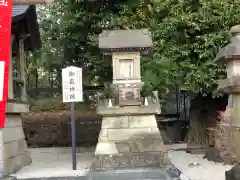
left=12, top=166, right=182, bottom=180
left=0, top=176, right=17, bottom=180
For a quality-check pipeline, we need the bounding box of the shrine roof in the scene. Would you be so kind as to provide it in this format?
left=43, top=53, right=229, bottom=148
left=12, top=5, right=29, bottom=17
left=215, top=39, right=240, bottom=62
left=99, top=29, right=153, bottom=50
left=215, top=25, right=240, bottom=63
left=11, top=5, right=41, bottom=51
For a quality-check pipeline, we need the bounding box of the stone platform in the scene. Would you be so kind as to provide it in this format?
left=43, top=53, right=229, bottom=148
left=2, top=114, right=31, bottom=175
left=91, top=105, right=169, bottom=170
left=91, top=152, right=169, bottom=170
left=0, top=100, right=32, bottom=176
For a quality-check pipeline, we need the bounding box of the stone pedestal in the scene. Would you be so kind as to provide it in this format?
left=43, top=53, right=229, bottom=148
left=91, top=105, right=170, bottom=170
left=218, top=77, right=240, bottom=163
left=229, top=125, right=240, bottom=162
left=0, top=101, right=31, bottom=176
left=226, top=163, right=240, bottom=180
left=228, top=94, right=240, bottom=162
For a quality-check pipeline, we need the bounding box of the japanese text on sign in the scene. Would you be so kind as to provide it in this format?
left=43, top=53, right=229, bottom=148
left=62, top=66, right=83, bottom=103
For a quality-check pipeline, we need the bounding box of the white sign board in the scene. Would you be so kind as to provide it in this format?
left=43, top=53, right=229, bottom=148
left=62, top=66, right=83, bottom=103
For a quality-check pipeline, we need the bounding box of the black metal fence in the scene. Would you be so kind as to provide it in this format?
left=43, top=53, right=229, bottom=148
left=26, top=86, right=104, bottom=98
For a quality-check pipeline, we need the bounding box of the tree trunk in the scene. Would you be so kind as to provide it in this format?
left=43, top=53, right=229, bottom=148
left=186, top=94, right=230, bottom=150
left=185, top=106, right=209, bottom=148
left=185, top=95, right=227, bottom=148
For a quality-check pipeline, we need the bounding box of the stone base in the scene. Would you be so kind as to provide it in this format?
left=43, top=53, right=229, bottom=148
left=92, top=106, right=168, bottom=170
left=203, top=147, right=223, bottom=163
left=91, top=152, right=169, bottom=170
left=230, top=126, right=240, bottom=162
left=0, top=176, right=16, bottom=180
left=2, top=114, right=31, bottom=175
left=225, top=163, right=240, bottom=180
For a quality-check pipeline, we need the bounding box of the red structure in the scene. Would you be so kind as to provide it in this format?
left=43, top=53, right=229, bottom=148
left=0, top=0, right=12, bottom=128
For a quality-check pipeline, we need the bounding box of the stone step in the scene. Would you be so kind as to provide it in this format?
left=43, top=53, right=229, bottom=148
left=91, top=152, right=170, bottom=171
left=15, top=177, right=84, bottom=180
left=10, top=167, right=181, bottom=180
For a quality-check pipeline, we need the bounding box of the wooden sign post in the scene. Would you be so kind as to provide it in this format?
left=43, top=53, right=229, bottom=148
left=62, top=66, right=83, bottom=170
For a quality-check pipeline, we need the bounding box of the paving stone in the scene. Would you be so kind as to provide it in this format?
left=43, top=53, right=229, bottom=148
left=0, top=176, right=16, bottom=180
left=16, top=167, right=180, bottom=180
left=91, top=152, right=169, bottom=171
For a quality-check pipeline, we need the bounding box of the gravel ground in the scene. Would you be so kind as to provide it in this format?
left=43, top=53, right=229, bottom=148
left=168, top=150, right=233, bottom=180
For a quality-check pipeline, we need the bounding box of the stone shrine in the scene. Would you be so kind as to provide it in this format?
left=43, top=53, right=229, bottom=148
left=91, top=29, right=169, bottom=170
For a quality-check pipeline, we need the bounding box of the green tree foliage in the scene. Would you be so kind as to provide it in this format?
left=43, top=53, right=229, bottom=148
left=111, top=0, right=240, bottom=96
left=36, top=0, right=240, bottom=96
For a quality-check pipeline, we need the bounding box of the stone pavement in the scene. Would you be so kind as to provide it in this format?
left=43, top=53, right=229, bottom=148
left=7, top=144, right=236, bottom=180
left=9, top=147, right=181, bottom=180
left=11, top=147, right=93, bottom=179
left=9, top=167, right=180, bottom=180
left=169, top=150, right=233, bottom=180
